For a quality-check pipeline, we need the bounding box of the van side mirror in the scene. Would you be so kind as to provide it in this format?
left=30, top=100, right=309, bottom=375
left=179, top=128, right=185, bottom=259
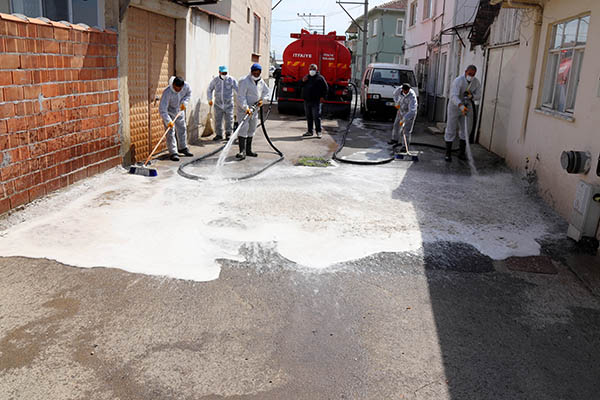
left=364, top=78, right=369, bottom=86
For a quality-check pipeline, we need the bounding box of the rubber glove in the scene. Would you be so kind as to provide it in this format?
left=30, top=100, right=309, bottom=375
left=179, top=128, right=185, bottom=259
left=180, top=103, right=186, bottom=111
left=464, top=90, right=473, bottom=99
left=257, top=100, right=263, bottom=107
left=395, top=104, right=401, bottom=109
left=208, top=100, right=213, bottom=106
left=245, top=107, right=252, bottom=115
left=167, top=121, right=175, bottom=129
left=399, top=120, right=404, bottom=127
left=459, top=104, right=468, bottom=116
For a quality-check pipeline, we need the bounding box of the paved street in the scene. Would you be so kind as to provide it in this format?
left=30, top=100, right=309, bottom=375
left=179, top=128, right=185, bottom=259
left=1, top=109, right=599, bottom=399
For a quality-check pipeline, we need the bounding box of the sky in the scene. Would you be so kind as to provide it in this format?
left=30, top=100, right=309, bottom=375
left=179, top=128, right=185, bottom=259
left=270, top=0, right=393, bottom=59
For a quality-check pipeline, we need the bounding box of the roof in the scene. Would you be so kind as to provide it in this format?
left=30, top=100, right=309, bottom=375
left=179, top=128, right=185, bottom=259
left=469, top=0, right=502, bottom=46
left=345, top=0, right=407, bottom=33
left=194, top=7, right=234, bottom=22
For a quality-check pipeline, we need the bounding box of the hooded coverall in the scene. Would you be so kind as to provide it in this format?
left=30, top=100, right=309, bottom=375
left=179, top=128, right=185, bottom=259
left=444, top=75, right=481, bottom=142
left=159, top=77, right=192, bottom=155
left=236, top=75, right=270, bottom=138
left=391, top=87, right=418, bottom=145
left=207, top=75, right=238, bottom=138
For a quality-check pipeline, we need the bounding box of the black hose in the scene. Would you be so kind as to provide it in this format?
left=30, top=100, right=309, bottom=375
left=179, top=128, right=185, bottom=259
left=178, top=84, right=284, bottom=181
left=332, top=82, right=397, bottom=165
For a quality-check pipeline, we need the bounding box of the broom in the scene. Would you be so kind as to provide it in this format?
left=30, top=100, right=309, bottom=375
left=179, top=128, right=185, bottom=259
left=201, top=103, right=214, bottom=137
left=128, top=110, right=184, bottom=177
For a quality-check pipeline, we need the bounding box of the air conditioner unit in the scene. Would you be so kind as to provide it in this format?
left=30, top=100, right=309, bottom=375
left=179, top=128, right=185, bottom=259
left=567, top=180, right=600, bottom=241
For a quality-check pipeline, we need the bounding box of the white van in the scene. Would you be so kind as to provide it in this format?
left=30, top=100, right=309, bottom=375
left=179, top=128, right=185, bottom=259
left=360, top=63, right=417, bottom=119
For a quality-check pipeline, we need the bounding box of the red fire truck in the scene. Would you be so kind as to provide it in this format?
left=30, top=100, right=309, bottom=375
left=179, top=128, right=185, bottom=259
left=277, top=29, right=353, bottom=116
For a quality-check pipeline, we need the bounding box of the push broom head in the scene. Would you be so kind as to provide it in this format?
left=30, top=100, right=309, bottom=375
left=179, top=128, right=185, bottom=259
left=129, top=165, right=158, bottom=177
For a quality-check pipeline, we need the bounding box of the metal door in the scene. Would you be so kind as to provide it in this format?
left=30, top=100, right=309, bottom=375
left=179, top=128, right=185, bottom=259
left=127, top=7, right=176, bottom=162
left=479, top=45, right=518, bottom=158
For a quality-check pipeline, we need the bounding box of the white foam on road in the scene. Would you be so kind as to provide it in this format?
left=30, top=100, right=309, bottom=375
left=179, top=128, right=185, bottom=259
left=0, top=162, right=558, bottom=281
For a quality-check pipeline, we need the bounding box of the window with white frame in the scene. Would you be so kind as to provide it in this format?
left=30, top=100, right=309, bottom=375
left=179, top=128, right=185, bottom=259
left=6, top=0, right=103, bottom=28
left=541, top=15, right=589, bottom=114
left=396, top=18, right=404, bottom=36
left=372, top=18, right=378, bottom=36
left=253, top=13, right=261, bottom=54
left=409, top=2, right=417, bottom=27
left=423, top=0, right=433, bottom=20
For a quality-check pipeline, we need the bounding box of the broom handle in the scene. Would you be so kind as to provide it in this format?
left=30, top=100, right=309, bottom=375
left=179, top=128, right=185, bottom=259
left=143, top=110, right=184, bottom=167
left=400, top=119, right=410, bottom=153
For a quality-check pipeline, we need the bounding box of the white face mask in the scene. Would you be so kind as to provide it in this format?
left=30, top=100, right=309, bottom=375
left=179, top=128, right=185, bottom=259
left=252, top=75, right=261, bottom=81
left=466, top=75, right=473, bottom=82
left=309, top=70, right=317, bottom=76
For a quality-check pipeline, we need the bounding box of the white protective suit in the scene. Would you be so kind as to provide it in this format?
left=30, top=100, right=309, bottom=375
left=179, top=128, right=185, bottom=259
left=392, top=87, right=418, bottom=145
left=159, top=77, right=192, bottom=154
left=207, top=75, right=238, bottom=137
left=444, top=75, right=481, bottom=142
left=236, top=75, right=270, bottom=138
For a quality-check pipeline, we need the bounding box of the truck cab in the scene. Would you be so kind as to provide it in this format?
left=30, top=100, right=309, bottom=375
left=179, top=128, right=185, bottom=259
left=361, top=63, right=417, bottom=119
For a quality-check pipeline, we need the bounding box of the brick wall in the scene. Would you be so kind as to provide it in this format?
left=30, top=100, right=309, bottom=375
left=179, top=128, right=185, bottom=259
left=0, top=13, right=121, bottom=215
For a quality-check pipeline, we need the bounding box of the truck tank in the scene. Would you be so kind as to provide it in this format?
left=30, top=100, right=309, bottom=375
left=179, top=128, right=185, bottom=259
left=277, top=29, right=353, bottom=117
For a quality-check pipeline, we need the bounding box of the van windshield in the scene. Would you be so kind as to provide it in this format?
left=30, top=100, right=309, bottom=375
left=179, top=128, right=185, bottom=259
left=371, top=69, right=416, bottom=87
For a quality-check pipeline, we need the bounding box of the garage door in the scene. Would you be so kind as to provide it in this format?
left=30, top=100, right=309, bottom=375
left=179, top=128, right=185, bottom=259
left=479, top=45, right=519, bottom=158
left=127, top=7, right=176, bottom=162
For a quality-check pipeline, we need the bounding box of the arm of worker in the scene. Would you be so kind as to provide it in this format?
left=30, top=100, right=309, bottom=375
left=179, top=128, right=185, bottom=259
left=158, top=89, right=172, bottom=124
left=231, top=78, right=239, bottom=92
left=261, top=81, right=270, bottom=102
left=180, top=83, right=191, bottom=110
left=320, top=76, right=329, bottom=100
left=392, top=86, right=402, bottom=104
left=449, top=78, right=463, bottom=108
left=237, top=79, right=249, bottom=110
left=404, top=92, right=418, bottom=121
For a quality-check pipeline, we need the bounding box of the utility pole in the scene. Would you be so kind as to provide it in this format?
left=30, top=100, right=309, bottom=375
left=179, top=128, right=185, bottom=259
left=337, top=1, right=369, bottom=82
left=297, top=13, right=326, bottom=34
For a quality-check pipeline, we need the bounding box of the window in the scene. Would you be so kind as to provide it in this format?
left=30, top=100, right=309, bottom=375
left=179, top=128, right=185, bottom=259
left=372, top=18, right=378, bottom=36
left=393, top=55, right=401, bottom=64
left=371, top=68, right=417, bottom=87
left=6, top=0, right=102, bottom=27
left=423, top=0, right=433, bottom=20
left=253, top=13, right=261, bottom=55
left=409, top=1, right=417, bottom=27
left=247, top=7, right=250, bottom=24
left=541, top=15, right=589, bottom=114
left=396, top=18, right=404, bottom=36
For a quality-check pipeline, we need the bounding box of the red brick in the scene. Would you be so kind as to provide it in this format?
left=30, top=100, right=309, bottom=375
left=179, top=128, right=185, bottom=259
left=42, top=84, right=59, bottom=98
left=43, top=39, right=60, bottom=54
left=46, top=176, right=67, bottom=193
left=25, top=38, right=36, bottom=52
left=50, top=97, right=67, bottom=111
left=20, top=55, right=38, bottom=69
left=0, top=121, right=7, bottom=134
left=0, top=54, right=20, bottom=69
left=12, top=70, right=32, bottom=85
left=38, top=25, right=54, bottom=39
left=26, top=24, right=37, bottom=38
left=14, top=174, right=33, bottom=192
left=0, top=103, right=15, bottom=118
left=5, top=21, right=19, bottom=36
left=17, top=21, right=27, bottom=37
left=28, top=184, right=46, bottom=201
left=0, top=72, right=12, bottom=86
left=23, top=85, right=42, bottom=100
left=0, top=163, right=20, bottom=181
left=54, top=27, right=70, bottom=41
left=7, top=117, right=27, bottom=132
left=4, top=86, right=24, bottom=102
left=0, top=197, right=10, bottom=214
left=9, top=190, right=30, bottom=209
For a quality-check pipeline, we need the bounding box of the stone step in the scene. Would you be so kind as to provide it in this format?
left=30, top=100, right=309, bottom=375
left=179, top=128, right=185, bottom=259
left=427, top=126, right=444, bottom=135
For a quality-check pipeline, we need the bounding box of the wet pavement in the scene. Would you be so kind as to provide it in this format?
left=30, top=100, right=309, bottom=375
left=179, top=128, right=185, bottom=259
left=1, top=108, right=599, bottom=399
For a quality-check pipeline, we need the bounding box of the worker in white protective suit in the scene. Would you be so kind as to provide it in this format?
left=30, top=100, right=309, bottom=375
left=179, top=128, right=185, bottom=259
left=207, top=65, right=238, bottom=141
left=159, top=76, right=193, bottom=161
left=235, top=63, right=270, bottom=160
left=444, top=65, right=481, bottom=162
left=390, top=83, right=418, bottom=152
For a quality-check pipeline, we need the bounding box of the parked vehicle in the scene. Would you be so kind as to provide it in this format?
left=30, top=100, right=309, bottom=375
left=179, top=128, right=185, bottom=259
left=360, top=63, right=417, bottom=119
left=277, top=29, right=353, bottom=117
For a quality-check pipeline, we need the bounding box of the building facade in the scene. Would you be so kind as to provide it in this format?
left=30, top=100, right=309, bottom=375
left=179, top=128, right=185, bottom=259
left=471, top=0, right=599, bottom=239
left=346, top=0, right=407, bottom=83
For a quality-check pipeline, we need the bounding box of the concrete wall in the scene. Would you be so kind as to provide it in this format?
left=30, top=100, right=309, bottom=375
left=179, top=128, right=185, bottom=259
left=185, top=9, right=230, bottom=143
left=228, top=0, right=272, bottom=82
left=500, top=0, right=600, bottom=233
left=0, top=13, right=120, bottom=215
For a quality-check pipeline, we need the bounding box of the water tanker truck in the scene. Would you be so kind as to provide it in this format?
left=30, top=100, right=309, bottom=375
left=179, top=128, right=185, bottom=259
left=277, top=29, right=353, bottom=117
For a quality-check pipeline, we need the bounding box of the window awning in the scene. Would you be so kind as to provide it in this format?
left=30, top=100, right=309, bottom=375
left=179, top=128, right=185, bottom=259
left=469, top=0, right=502, bottom=47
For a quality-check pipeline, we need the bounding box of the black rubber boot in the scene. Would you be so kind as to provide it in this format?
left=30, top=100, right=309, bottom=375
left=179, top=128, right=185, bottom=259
left=178, top=148, right=193, bottom=157
left=213, top=135, right=223, bottom=141
left=236, top=137, right=246, bottom=160
left=170, top=153, right=180, bottom=162
left=458, top=140, right=467, bottom=161
left=246, top=137, right=257, bottom=157
left=445, top=141, right=453, bottom=162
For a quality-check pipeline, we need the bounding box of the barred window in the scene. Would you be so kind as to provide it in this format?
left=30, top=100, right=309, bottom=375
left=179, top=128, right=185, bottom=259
left=541, top=15, right=589, bottom=114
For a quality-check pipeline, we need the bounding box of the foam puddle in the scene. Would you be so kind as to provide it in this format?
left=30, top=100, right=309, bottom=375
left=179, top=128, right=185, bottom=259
left=0, top=163, right=558, bottom=282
